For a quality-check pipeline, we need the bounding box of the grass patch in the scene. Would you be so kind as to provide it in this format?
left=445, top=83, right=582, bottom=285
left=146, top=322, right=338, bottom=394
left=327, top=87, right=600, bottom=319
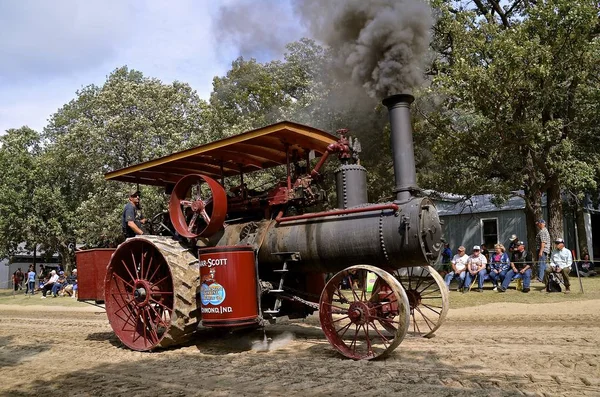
left=0, top=289, right=90, bottom=307
left=448, top=275, right=600, bottom=309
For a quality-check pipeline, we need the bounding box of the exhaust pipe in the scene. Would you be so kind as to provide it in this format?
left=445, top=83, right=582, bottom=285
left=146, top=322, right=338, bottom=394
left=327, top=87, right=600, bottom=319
left=382, top=94, right=419, bottom=202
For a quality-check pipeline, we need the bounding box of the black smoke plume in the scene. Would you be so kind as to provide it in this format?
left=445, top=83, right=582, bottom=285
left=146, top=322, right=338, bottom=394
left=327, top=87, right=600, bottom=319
left=294, top=0, right=433, bottom=98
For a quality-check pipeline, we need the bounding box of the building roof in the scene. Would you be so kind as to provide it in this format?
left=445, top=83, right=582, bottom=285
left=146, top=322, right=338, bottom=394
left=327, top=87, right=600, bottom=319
left=435, top=194, right=527, bottom=216
left=104, top=121, right=337, bottom=187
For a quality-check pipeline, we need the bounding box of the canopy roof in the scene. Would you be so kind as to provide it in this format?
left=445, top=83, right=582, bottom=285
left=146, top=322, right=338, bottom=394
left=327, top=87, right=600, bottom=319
left=104, top=121, right=337, bottom=187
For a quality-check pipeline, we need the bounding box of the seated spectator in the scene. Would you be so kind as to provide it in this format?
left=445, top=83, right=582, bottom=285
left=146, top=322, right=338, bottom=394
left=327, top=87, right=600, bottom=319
left=464, top=245, right=488, bottom=292
left=488, top=244, right=511, bottom=291
left=62, top=269, right=78, bottom=297
left=51, top=271, right=68, bottom=297
left=444, top=246, right=469, bottom=291
left=508, top=234, right=519, bottom=254
left=544, top=238, right=572, bottom=293
left=41, top=270, right=59, bottom=299
left=573, top=254, right=597, bottom=277
left=499, top=241, right=532, bottom=292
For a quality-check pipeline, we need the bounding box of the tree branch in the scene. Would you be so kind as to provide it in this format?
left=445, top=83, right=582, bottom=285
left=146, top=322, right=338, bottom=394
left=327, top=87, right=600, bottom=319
left=488, top=0, right=510, bottom=27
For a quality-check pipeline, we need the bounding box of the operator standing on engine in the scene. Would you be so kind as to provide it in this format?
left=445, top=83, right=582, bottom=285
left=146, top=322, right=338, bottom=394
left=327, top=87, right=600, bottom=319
left=122, top=190, right=147, bottom=238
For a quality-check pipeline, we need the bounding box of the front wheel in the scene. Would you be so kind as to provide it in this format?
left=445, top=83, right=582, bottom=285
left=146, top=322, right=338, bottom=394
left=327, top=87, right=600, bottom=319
left=319, top=265, right=410, bottom=360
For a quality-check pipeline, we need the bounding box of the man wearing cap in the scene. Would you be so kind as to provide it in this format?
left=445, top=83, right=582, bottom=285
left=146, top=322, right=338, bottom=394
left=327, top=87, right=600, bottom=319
left=535, top=219, right=551, bottom=283
left=444, top=246, right=469, bottom=291
left=499, top=241, right=533, bottom=292
left=122, top=190, right=147, bottom=238
left=545, top=238, right=572, bottom=293
left=464, top=245, right=488, bottom=292
left=508, top=234, right=519, bottom=253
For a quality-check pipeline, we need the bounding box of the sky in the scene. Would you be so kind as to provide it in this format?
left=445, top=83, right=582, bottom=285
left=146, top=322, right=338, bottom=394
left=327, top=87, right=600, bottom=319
left=0, top=0, right=305, bottom=135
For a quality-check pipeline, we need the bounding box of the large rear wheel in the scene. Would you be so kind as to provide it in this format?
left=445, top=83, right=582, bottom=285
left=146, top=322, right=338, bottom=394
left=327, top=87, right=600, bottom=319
left=104, top=236, right=199, bottom=351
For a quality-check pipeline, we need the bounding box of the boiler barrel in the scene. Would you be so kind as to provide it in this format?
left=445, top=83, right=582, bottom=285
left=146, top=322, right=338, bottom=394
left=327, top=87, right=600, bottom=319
left=255, top=197, right=442, bottom=273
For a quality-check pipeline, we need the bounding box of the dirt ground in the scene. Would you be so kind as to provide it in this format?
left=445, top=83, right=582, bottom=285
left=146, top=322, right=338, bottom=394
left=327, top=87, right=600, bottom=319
left=1, top=300, right=599, bottom=397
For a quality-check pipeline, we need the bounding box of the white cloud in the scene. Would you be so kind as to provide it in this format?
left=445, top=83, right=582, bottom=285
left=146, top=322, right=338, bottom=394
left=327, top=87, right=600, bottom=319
left=0, top=0, right=242, bottom=134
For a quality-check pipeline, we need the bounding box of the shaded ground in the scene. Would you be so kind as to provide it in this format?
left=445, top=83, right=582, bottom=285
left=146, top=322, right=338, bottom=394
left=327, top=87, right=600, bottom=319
left=1, top=295, right=599, bottom=397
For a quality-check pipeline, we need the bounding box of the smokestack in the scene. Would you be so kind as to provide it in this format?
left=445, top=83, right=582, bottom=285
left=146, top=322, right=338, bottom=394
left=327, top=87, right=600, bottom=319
left=382, top=94, right=418, bottom=202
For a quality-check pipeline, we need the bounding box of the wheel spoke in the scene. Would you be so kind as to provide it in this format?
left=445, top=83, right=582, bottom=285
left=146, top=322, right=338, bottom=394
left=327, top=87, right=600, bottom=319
left=188, top=213, right=198, bottom=233
left=143, top=256, right=154, bottom=280
left=421, top=303, right=442, bottom=315
left=336, top=322, right=353, bottom=338
left=131, top=252, right=140, bottom=280
left=140, top=251, right=146, bottom=282
left=349, top=278, right=360, bottom=302
left=150, top=297, right=173, bottom=314
left=115, top=306, right=138, bottom=331
left=331, top=315, right=350, bottom=324
left=413, top=268, right=427, bottom=291
left=321, top=301, right=348, bottom=312
left=371, top=315, right=399, bottom=327
left=371, top=289, right=394, bottom=303
left=180, top=200, right=193, bottom=207
left=113, top=297, right=137, bottom=316
left=200, top=209, right=211, bottom=224
left=147, top=257, right=162, bottom=286
left=143, top=307, right=160, bottom=344
left=151, top=274, right=170, bottom=287
left=349, top=325, right=360, bottom=353
left=362, top=324, right=374, bottom=357
left=368, top=321, right=389, bottom=348
left=120, top=259, right=138, bottom=284
left=415, top=306, right=436, bottom=330
left=148, top=303, right=170, bottom=327
left=416, top=280, right=437, bottom=294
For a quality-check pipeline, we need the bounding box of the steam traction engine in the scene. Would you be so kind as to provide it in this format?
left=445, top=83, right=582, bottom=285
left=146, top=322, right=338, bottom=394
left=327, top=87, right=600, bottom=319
left=99, top=94, right=447, bottom=360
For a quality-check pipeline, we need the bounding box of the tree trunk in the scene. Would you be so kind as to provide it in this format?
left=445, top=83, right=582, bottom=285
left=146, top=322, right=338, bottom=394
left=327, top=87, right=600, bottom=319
left=59, top=243, right=73, bottom=273
left=575, top=203, right=589, bottom=258
left=524, top=186, right=542, bottom=253
left=547, top=177, right=563, bottom=241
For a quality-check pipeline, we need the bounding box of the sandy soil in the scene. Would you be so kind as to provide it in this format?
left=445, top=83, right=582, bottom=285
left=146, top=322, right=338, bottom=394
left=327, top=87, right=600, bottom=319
left=0, top=300, right=599, bottom=397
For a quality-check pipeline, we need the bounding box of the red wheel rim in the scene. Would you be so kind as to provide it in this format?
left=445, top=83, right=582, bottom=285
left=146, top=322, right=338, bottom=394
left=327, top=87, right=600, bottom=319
left=105, top=239, right=174, bottom=351
left=319, top=265, right=409, bottom=360
left=169, top=174, right=227, bottom=239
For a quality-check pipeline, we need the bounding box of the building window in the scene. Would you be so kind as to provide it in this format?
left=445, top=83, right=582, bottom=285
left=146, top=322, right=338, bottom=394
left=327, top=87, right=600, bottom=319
left=481, top=218, right=498, bottom=248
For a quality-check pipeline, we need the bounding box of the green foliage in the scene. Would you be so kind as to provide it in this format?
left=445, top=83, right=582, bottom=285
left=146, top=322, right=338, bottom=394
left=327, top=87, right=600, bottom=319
left=422, top=0, right=600, bottom=238
left=38, top=67, right=210, bottom=252
left=0, top=127, right=41, bottom=258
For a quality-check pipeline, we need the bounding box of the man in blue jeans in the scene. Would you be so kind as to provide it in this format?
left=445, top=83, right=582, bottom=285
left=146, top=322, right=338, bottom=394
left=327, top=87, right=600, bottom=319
left=464, top=245, right=487, bottom=292
left=535, top=219, right=550, bottom=283
left=499, top=241, right=532, bottom=292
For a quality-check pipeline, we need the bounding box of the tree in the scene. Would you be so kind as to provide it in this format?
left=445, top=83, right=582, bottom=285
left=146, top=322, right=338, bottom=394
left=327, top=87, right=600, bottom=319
left=39, top=67, right=210, bottom=266
left=421, top=0, right=600, bottom=249
left=0, top=127, right=42, bottom=259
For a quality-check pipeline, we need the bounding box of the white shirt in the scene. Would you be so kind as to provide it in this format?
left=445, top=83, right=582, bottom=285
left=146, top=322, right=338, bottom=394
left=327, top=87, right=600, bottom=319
left=550, top=247, right=573, bottom=270
left=451, top=254, right=469, bottom=271
left=48, top=274, right=59, bottom=283
left=467, top=253, right=487, bottom=272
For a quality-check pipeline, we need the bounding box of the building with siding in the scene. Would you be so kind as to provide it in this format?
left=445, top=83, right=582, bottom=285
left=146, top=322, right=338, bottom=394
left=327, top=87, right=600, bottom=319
left=435, top=194, right=600, bottom=260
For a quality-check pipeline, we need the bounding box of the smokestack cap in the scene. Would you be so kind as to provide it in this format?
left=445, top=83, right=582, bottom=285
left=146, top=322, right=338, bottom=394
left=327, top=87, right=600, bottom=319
left=382, top=94, right=415, bottom=108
